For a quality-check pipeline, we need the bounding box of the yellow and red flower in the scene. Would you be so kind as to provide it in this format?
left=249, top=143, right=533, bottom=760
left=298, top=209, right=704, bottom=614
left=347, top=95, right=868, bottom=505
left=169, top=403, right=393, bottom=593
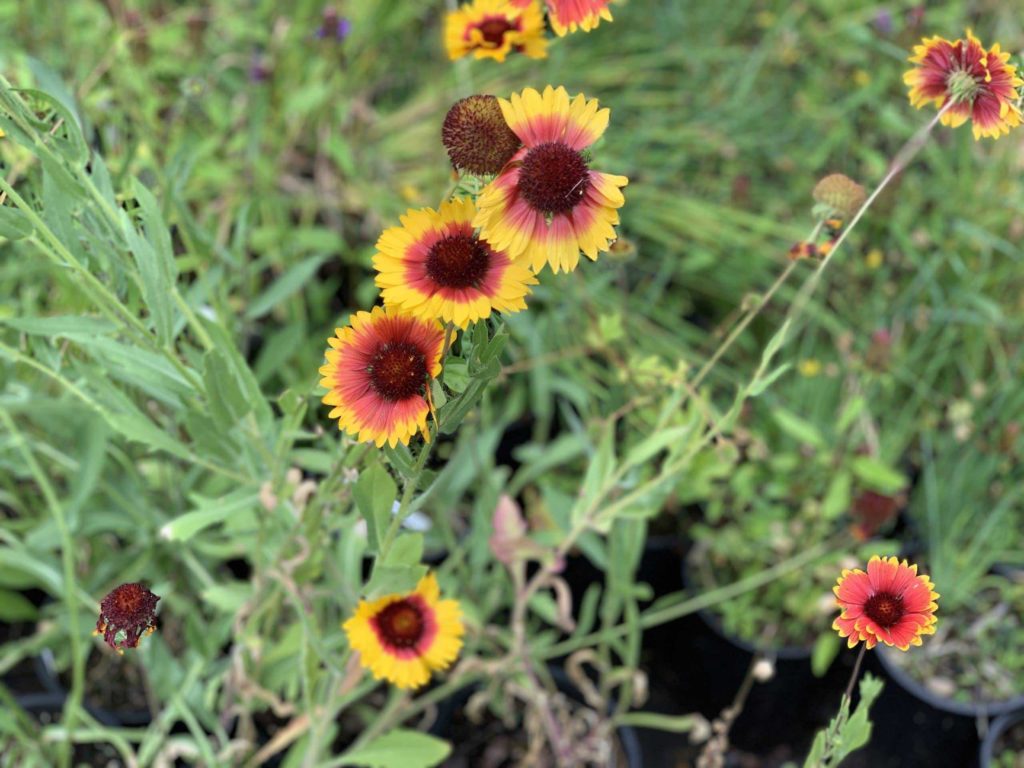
left=904, top=30, right=1023, bottom=140
left=343, top=572, right=464, bottom=690
left=473, top=85, right=628, bottom=274
left=832, top=556, right=939, bottom=651
left=445, top=0, right=547, bottom=62
left=374, top=198, right=537, bottom=329
left=319, top=307, right=445, bottom=447
left=94, top=583, right=159, bottom=654
left=511, top=0, right=613, bottom=36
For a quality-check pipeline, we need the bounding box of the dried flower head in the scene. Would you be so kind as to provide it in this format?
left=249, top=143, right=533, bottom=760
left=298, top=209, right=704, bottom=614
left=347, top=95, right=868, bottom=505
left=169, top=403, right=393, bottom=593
left=94, top=583, right=160, bottom=654
left=442, top=95, right=523, bottom=176
left=849, top=489, right=903, bottom=540
left=904, top=30, right=1023, bottom=140
left=812, top=174, right=866, bottom=219
left=833, top=556, right=938, bottom=650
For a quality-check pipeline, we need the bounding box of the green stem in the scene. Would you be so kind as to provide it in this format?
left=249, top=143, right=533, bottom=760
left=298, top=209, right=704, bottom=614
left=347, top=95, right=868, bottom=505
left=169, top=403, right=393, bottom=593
left=819, top=644, right=867, bottom=766
left=690, top=103, right=951, bottom=393
left=0, top=410, right=84, bottom=768
left=377, top=435, right=435, bottom=560
left=538, top=540, right=837, bottom=659
left=341, top=670, right=486, bottom=757
left=0, top=176, right=204, bottom=392
left=0, top=340, right=249, bottom=483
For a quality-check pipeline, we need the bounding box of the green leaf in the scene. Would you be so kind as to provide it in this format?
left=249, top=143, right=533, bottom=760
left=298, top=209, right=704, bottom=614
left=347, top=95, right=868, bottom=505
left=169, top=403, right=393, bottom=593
left=810, top=632, right=840, bottom=677
left=576, top=425, right=616, bottom=521
left=338, top=729, right=450, bottom=768
left=772, top=408, right=824, bottom=448
left=836, top=395, right=866, bottom=435
left=437, top=377, right=487, bottom=435
left=353, top=464, right=397, bottom=554
left=748, top=362, right=792, bottom=397
left=803, top=673, right=884, bottom=767
left=201, top=582, right=253, bottom=614
left=803, top=731, right=826, bottom=768
left=0, top=315, right=115, bottom=336
left=203, top=349, right=252, bottom=428
left=478, top=325, right=509, bottom=365
left=0, top=588, right=39, bottom=621
left=833, top=674, right=884, bottom=761
left=384, top=534, right=424, bottom=567
left=381, top=443, right=416, bottom=479
left=245, top=255, right=327, bottom=320
left=18, top=88, right=88, bottom=165
left=363, top=565, right=427, bottom=600
left=133, top=177, right=178, bottom=281
left=821, top=472, right=851, bottom=520
left=0, top=207, right=33, bottom=240
left=122, top=206, right=174, bottom=344
left=441, top=358, right=469, bottom=393
left=761, top=319, right=791, bottom=365
left=616, top=712, right=703, bottom=733
left=850, top=457, right=905, bottom=494
left=625, top=423, right=694, bottom=468
left=160, top=492, right=259, bottom=543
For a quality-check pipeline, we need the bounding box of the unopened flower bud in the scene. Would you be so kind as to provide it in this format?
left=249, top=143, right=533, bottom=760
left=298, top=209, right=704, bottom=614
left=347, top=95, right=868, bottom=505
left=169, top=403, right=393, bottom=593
left=813, top=173, right=866, bottom=218
left=752, top=658, right=775, bottom=682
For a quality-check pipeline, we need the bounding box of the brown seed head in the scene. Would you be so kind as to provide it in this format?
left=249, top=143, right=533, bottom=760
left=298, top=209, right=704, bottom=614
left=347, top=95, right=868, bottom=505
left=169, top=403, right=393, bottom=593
left=442, top=95, right=522, bottom=176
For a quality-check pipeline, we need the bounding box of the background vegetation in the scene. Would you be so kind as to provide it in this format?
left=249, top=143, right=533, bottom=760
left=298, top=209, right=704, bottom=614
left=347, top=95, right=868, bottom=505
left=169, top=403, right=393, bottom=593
left=1, top=0, right=1021, bottom=766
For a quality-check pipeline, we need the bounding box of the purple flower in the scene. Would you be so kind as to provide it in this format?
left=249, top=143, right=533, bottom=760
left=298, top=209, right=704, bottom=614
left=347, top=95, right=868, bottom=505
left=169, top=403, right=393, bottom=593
left=249, top=52, right=271, bottom=83
left=315, top=7, right=351, bottom=41
left=873, top=9, right=892, bottom=36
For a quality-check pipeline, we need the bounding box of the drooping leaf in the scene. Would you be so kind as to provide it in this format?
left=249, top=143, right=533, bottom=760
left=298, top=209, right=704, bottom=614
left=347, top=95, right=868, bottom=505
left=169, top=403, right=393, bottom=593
left=338, top=729, right=450, bottom=768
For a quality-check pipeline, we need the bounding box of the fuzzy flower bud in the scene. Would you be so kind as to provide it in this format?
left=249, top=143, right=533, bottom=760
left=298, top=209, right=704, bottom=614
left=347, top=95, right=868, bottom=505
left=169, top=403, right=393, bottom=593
left=812, top=173, right=866, bottom=219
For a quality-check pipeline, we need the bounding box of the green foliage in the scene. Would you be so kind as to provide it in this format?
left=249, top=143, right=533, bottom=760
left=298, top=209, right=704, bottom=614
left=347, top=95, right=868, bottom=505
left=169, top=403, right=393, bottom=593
left=804, top=673, right=885, bottom=768
left=0, top=0, right=1021, bottom=764
left=337, top=729, right=451, bottom=768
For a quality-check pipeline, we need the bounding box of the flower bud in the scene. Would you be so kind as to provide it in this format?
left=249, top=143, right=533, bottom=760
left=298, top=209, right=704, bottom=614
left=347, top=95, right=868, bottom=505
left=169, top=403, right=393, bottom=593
left=813, top=173, right=866, bottom=219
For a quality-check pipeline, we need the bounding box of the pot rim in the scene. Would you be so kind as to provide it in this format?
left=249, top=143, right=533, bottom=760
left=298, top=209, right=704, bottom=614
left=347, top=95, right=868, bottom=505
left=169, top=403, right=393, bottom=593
left=682, top=546, right=813, bottom=660
left=979, top=709, right=1024, bottom=766
left=876, top=644, right=1024, bottom=718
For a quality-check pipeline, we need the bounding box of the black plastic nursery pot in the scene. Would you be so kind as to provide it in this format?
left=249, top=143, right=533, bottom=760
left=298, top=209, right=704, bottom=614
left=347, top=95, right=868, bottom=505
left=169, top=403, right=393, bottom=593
left=670, top=551, right=848, bottom=763
left=35, top=645, right=154, bottom=727
left=860, top=646, right=1024, bottom=768
left=979, top=709, right=1024, bottom=767
left=429, top=665, right=644, bottom=767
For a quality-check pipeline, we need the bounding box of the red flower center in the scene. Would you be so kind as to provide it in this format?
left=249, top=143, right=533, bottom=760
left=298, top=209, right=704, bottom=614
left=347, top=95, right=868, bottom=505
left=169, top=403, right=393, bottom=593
left=368, top=342, right=427, bottom=401
left=374, top=600, right=426, bottom=649
left=518, top=142, right=590, bottom=214
left=864, top=591, right=905, bottom=628
left=476, top=16, right=517, bottom=46
left=426, top=233, right=491, bottom=289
